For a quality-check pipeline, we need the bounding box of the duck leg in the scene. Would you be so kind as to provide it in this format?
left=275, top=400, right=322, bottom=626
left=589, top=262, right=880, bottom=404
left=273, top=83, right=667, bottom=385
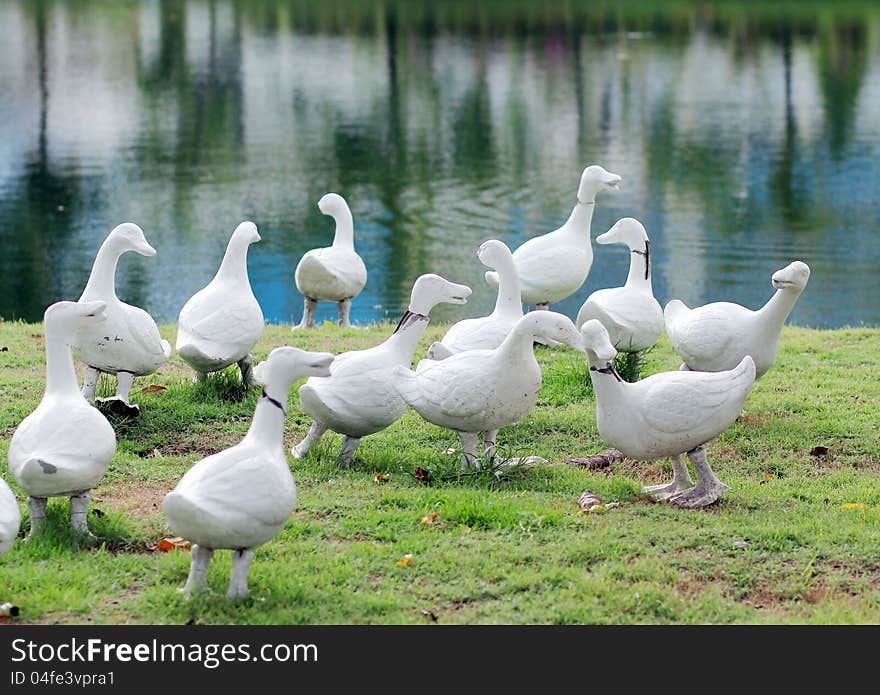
left=192, top=370, right=208, bottom=384
left=26, top=496, right=47, bottom=538
left=292, top=421, right=326, bottom=459
left=339, top=436, right=361, bottom=467
left=643, top=454, right=694, bottom=500
left=69, top=493, right=94, bottom=537
left=534, top=303, right=549, bottom=312
left=337, top=298, right=352, bottom=327
left=97, top=372, right=140, bottom=417
left=459, top=432, right=479, bottom=471
left=669, top=447, right=730, bottom=509
left=180, top=544, right=213, bottom=596
left=227, top=548, right=255, bottom=599
left=82, top=366, right=100, bottom=403
left=237, top=354, right=256, bottom=388
left=293, top=297, right=318, bottom=330
left=482, top=430, right=499, bottom=461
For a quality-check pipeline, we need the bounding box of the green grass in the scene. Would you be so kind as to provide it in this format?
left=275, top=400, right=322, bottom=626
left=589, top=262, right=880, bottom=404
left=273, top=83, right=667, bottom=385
left=1, top=320, right=879, bottom=624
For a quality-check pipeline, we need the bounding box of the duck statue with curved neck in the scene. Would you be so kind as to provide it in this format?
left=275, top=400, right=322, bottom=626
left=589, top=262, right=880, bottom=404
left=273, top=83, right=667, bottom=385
left=580, top=319, right=756, bottom=508
left=576, top=218, right=663, bottom=352
left=428, top=239, right=523, bottom=360
left=163, top=346, right=334, bottom=599
left=9, top=301, right=117, bottom=537
left=665, top=261, right=811, bottom=377
left=292, top=274, right=472, bottom=467
left=0, top=476, right=20, bottom=556
left=485, top=165, right=621, bottom=310
left=294, top=193, right=367, bottom=329
left=176, top=221, right=265, bottom=386
left=73, top=223, right=171, bottom=417
left=395, top=311, right=584, bottom=469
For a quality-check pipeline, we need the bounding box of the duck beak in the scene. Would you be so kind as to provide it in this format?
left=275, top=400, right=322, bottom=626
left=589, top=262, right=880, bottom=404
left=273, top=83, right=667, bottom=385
left=137, top=241, right=157, bottom=257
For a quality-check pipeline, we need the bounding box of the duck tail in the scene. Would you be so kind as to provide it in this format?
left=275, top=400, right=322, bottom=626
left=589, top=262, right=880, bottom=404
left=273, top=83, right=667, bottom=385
left=484, top=270, right=500, bottom=289
left=663, top=299, right=689, bottom=342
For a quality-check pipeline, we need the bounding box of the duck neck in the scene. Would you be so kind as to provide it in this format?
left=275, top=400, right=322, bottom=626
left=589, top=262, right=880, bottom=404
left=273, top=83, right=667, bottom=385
left=587, top=361, right=626, bottom=407
left=331, top=206, right=355, bottom=249
left=490, top=254, right=523, bottom=319
left=216, top=235, right=251, bottom=286
left=43, top=324, right=80, bottom=397
left=81, top=237, right=123, bottom=300
left=385, top=308, right=430, bottom=363
left=244, top=386, right=288, bottom=449
left=625, top=240, right=652, bottom=292
left=497, top=321, right=541, bottom=366
left=562, top=199, right=595, bottom=242
left=757, top=288, right=801, bottom=334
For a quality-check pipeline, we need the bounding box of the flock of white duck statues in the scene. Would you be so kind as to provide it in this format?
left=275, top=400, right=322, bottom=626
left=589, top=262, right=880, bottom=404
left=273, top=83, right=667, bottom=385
left=0, top=164, right=812, bottom=600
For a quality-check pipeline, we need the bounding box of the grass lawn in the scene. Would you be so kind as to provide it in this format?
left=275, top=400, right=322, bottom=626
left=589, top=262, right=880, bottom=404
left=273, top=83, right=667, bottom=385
left=1, top=320, right=879, bottom=624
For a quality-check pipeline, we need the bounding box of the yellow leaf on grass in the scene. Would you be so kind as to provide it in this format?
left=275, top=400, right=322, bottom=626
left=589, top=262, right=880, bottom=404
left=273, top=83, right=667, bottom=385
left=396, top=553, right=414, bottom=567
left=323, top=320, right=335, bottom=327
left=843, top=503, right=866, bottom=510
left=421, top=512, right=440, bottom=525
left=374, top=473, right=390, bottom=483
left=764, top=473, right=774, bottom=481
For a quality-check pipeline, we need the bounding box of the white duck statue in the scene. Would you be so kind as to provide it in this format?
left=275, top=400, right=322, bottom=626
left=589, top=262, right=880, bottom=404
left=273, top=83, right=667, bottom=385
left=428, top=239, right=522, bottom=360
left=665, top=261, right=811, bottom=378
left=580, top=319, right=755, bottom=508
left=485, top=164, right=621, bottom=309
left=395, top=311, right=583, bottom=469
left=73, top=222, right=171, bottom=417
left=176, top=221, right=264, bottom=386
left=576, top=218, right=663, bottom=352
left=294, top=193, right=367, bottom=329
left=9, top=301, right=117, bottom=537
left=0, top=477, right=20, bottom=556
left=292, top=274, right=472, bottom=467
left=163, top=346, right=334, bottom=599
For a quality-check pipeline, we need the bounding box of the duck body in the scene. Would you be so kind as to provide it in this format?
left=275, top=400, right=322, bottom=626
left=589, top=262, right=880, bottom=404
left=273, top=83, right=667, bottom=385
left=294, top=193, right=367, bottom=328
left=176, top=222, right=264, bottom=381
left=164, top=438, right=294, bottom=551
left=0, top=477, right=21, bottom=556
left=293, top=274, right=472, bottom=466
left=163, top=346, right=334, bottom=599
left=485, top=165, right=621, bottom=308
left=665, top=261, right=811, bottom=378
left=429, top=240, right=522, bottom=359
left=9, top=300, right=116, bottom=537
left=576, top=218, right=663, bottom=352
left=9, top=394, right=116, bottom=498
left=580, top=319, right=756, bottom=508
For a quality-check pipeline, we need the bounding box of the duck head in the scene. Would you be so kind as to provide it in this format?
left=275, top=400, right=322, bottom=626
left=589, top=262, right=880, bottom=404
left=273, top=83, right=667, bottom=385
left=44, top=300, right=107, bottom=335
left=580, top=320, right=618, bottom=369
left=577, top=165, right=622, bottom=204
left=253, top=347, right=335, bottom=394
left=408, top=274, right=472, bottom=316
left=231, top=221, right=261, bottom=245
left=109, top=222, right=156, bottom=257
left=771, top=261, right=810, bottom=293
left=518, top=311, right=583, bottom=350
left=597, top=217, right=648, bottom=249
left=318, top=193, right=350, bottom=218
left=477, top=239, right=514, bottom=270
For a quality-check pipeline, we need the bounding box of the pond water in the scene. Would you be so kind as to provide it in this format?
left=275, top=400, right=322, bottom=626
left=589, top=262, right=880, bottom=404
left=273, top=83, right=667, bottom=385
left=1, top=0, right=879, bottom=328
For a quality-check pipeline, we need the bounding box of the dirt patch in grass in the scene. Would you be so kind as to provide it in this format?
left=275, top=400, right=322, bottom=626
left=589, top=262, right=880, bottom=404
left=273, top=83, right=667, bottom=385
left=94, top=482, right=168, bottom=519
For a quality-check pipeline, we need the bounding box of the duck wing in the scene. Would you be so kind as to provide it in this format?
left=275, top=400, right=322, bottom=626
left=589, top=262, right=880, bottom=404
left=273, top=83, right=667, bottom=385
left=179, top=288, right=264, bottom=346
left=402, top=352, right=497, bottom=419
left=120, top=304, right=170, bottom=359
left=638, top=357, right=756, bottom=438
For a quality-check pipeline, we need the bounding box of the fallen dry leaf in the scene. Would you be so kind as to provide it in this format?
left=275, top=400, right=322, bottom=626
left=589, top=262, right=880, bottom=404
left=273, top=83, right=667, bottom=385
left=156, top=537, right=191, bottom=552
left=141, top=384, right=167, bottom=394
left=421, top=609, right=438, bottom=622
left=396, top=553, right=414, bottom=567
left=374, top=473, right=390, bottom=483
left=810, top=446, right=830, bottom=457
left=421, top=512, right=440, bottom=525
left=414, top=466, right=431, bottom=483
left=842, top=503, right=866, bottom=510
left=568, top=449, right=626, bottom=470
